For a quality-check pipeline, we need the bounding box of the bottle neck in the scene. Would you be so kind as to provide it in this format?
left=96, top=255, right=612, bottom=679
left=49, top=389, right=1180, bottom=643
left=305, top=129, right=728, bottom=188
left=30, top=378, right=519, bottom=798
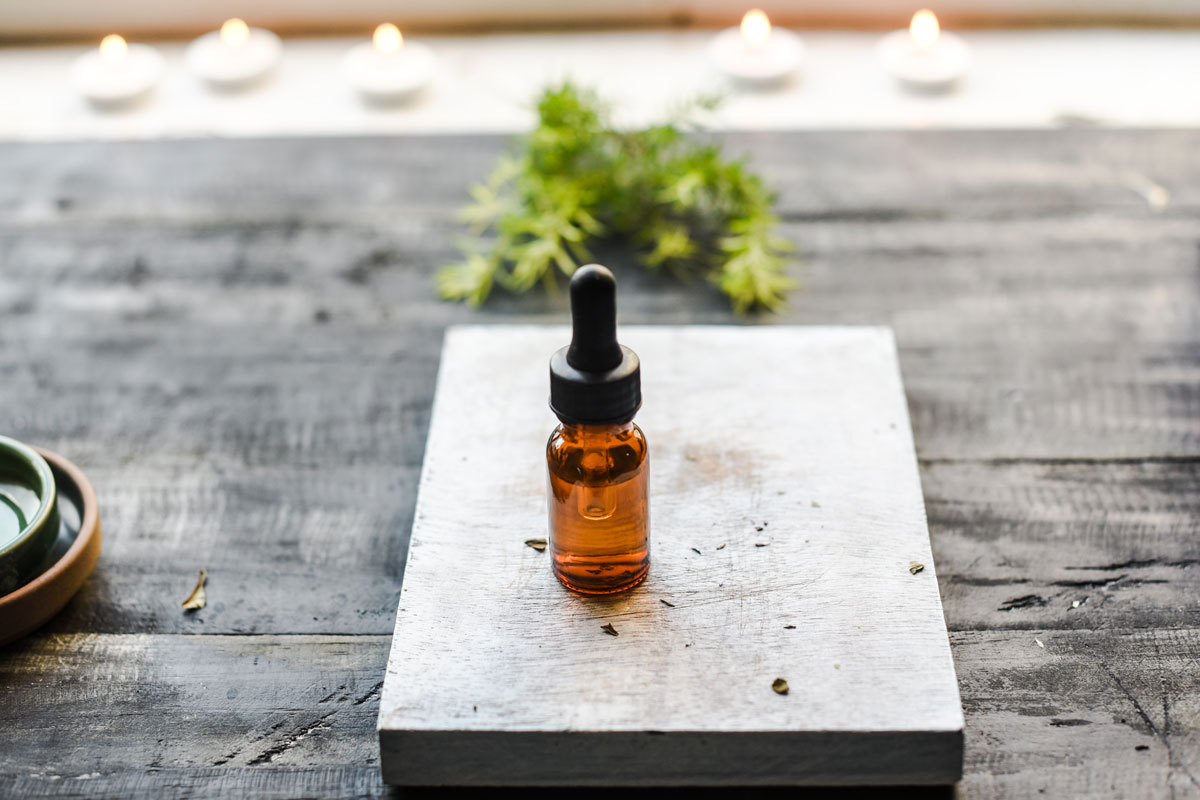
left=558, top=420, right=634, bottom=440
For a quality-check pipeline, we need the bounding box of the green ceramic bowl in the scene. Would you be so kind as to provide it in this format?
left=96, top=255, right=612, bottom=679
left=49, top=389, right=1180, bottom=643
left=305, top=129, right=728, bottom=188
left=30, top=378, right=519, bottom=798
left=0, top=436, right=60, bottom=596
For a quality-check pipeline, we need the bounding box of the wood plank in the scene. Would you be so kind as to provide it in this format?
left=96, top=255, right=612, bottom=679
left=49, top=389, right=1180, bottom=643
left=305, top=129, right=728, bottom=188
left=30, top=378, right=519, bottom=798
left=0, top=768, right=394, bottom=800
left=3, top=212, right=1196, bottom=349
left=379, top=326, right=963, bottom=785
left=926, top=460, right=1200, bottom=632
left=36, top=463, right=420, bottom=636
left=12, top=458, right=1194, bottom=636
left=953, top=628, right=1200, bottom=800
left=18, top=458, right=1197, bottom=636
left=2, top=132, right=1200, bottom=223
left=2, top=628, right=1197, bottom=798
left=0, top=768, right=954, bottom=799
left=0, top=634, right=388, bottom=773
left=1, top=198, right=1196, bottom=463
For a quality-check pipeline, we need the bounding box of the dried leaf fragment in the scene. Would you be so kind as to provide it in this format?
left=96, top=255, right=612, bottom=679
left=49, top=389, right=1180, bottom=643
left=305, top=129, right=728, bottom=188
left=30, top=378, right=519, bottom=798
left=601, top=623, right=619, bottom=637
left=772, top=678, right=789, bottom=695
left=909, top=561, right=925, bottom=575
left=716, top=543, right=726, bottom=550
left=660, top=599, right=676, bottom=608
left=181, top=570, right=207, bottom=611
left=525, top=538, right=547, bottom=552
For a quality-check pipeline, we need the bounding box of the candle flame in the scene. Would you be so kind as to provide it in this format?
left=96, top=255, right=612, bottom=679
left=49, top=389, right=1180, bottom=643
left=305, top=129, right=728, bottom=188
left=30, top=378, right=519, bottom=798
left=220, top=18, right=250, bottom=47
left=909, top=9, right=940, bottom=48
left=740, top=9, right=771, bottom=48
left=373, top=23, right=403, bottom=54
left=99, top=34, right=128, bottom=62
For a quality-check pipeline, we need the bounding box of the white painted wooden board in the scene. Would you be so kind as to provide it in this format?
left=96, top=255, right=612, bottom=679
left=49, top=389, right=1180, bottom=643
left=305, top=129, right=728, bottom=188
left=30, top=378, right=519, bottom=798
left=379, top=325, right=964, bottom=786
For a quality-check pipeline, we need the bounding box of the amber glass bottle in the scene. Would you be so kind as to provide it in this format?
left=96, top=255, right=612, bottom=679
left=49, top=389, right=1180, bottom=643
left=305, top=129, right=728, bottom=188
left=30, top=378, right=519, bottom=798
left=547, top=421, right=649, bottom=593
left=547, top=265, right=649, bottom=594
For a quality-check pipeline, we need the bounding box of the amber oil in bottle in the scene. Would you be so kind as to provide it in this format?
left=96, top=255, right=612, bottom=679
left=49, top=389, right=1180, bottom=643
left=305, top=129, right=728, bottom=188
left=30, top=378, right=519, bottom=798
left=547, top=420, right=649, bottom=593
left=547, top=265, right=649, bottom=594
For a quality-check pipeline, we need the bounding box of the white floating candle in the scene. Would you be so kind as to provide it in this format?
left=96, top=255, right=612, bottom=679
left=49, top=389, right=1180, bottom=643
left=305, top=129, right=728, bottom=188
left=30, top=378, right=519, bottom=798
left=186, top=18, right=282, bottom=89
left=342, top=23, right=436, bottom=104
left=708, top=9, right=804, bottom=86
left=70, top=34, right=164, bottom=107
left=876, top=10, right=970, bottom=91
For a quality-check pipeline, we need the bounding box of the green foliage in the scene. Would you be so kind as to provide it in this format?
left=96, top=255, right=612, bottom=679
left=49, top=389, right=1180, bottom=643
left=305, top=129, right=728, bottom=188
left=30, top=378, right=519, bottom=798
left=438, top=82, right=795, bottom=313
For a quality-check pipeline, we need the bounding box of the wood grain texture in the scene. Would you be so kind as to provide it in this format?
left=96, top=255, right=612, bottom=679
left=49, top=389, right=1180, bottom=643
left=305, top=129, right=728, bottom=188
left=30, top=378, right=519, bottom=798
left=954, top=627, right=1200, bottom=800
left=927, top=460, right=1200, bottom=632
left=0, top=131, right=1196, bottom=797
left=2, top=629, right=1196, bottom=799
left=1, top=133, right=1197, bottom=466
left=0, top=634, right=389, bottom=773
left=379, top=326, right=963, bottom=785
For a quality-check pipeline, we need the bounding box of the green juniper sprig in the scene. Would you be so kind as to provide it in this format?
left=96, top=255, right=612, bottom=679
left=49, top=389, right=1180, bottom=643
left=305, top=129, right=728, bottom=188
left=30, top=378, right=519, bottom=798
left=437, top=82, right=794, bottom=313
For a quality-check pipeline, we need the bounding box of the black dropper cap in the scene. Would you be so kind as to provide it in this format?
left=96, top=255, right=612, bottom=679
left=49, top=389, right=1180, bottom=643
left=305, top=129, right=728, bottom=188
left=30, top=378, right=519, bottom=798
left=549, top=265, right=641, bottom=425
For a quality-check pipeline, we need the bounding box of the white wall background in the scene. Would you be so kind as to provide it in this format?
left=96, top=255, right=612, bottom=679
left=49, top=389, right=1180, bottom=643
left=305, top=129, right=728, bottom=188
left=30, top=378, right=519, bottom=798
left=3, top=1, right=1200, bottom=39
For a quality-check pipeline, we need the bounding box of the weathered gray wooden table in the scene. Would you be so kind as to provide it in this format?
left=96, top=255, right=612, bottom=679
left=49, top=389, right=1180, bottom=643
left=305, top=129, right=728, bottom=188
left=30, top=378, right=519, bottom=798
left=0, top=131, right=1197, bottom=799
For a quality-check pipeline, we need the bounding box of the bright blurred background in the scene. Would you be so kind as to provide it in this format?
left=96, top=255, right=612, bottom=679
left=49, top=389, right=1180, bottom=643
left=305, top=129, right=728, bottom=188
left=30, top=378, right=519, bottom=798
left=2, top=1, right=1199, bottom=140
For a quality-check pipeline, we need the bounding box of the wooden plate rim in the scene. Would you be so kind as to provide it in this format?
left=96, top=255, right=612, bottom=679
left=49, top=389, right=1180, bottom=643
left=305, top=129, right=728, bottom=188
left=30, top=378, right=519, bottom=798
left=0, top=448, right=101, bottom=626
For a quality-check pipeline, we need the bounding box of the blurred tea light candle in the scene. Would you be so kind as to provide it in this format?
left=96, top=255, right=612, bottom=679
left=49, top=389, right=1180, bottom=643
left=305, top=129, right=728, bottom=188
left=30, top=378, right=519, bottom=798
left=70, top=34, right=164, bottom=107
left=708, top=9, right=803, bottom=86
left=876, top=10, right=970, bottom=91
left=342, top=23, right=436, bottom=104
left=185, top=18, right=282, bottom=89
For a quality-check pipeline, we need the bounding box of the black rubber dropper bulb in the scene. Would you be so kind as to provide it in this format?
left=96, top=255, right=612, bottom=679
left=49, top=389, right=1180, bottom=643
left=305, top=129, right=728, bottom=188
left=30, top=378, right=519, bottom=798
left=567, top=265, right=623, bottom=373
left=549, top=265, right=642, bottom=425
